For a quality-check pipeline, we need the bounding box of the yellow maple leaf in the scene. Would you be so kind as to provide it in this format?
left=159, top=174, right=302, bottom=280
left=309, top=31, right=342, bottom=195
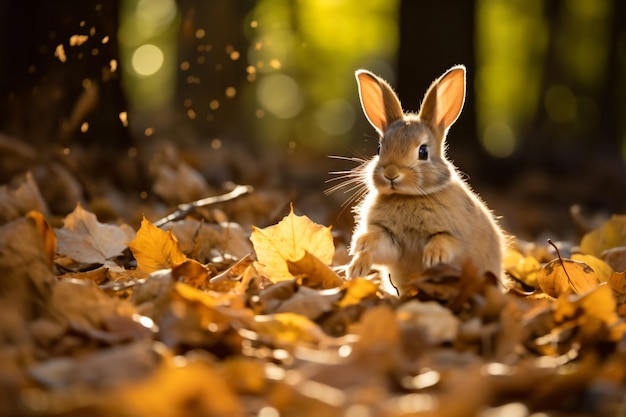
left=250, top=205, right=334, bottom=281
left=128, top=216, right=188, bottom=273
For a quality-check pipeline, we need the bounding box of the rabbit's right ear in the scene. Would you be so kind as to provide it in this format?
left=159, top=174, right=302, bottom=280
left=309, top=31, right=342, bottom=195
left=356, top=70, right=404, bottom=136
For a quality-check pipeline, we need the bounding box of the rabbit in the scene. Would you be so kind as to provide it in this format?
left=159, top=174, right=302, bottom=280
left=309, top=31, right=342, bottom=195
left=346, top=65, right=505, bottom=294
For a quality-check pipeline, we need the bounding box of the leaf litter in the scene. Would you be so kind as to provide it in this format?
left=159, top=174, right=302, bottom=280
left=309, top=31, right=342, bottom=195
left=0, top=174, right=626, bottom=417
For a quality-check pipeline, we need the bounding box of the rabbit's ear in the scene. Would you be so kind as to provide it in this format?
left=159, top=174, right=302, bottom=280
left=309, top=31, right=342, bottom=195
left=418, top=65, right=466, bottom=140
left=356, top=70, right=403, bottom=136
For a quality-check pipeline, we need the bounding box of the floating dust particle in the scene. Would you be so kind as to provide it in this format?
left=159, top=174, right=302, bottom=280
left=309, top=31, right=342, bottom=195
left=211, top=138, right=222, bottom=150
left=225, top=87, right=236, bottom=98
left=183, top=98, right=193, bottom=108
left=69, top=34, right=88, bottom=46
left=209, top=100, right=219, bottom=110
left=195, top=28, right=205, bottom=39
left=269, top=59, right=281, bottom=69
left=230, top=51, right=240, bottom=61
left=187, top=109, right=197, bottom=120
left=119, top=112, right=128, bottom=127
left=186, top=75, right=200, bottom=84
left=80, top=122, right=89, bottom=133
left=55, top=44, right=67, bottom=63
left=128, top=147, right=138, bottom=158
left=144, top=127, right=154, bottom=136
left=180, top=61, right=190, bottom=71
left=110, top=59, right=117, bottom=72
left=102, top=35, right=109, bottom=44
left=250, top=20, right=258, bottom=28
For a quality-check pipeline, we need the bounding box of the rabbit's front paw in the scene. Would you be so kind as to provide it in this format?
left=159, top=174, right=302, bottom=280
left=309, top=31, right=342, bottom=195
left=423, top=234, right=457, bottom=268
left=347, top=252, right=373, bottom=279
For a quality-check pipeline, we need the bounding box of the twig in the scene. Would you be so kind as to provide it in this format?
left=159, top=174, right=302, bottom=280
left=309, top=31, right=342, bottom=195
left=153, top=184, right=253, bottom=228
left=547, top=238, right=579, bottom=294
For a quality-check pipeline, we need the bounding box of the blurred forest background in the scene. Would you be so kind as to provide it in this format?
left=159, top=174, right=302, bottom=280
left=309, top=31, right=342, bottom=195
left=0, top=0, right=625, bottom=240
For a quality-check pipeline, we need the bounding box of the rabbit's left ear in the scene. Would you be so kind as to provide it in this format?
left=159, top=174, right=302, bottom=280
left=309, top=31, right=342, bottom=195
left=418, top=65, right=466, bottom=139
left=355, top=70, right=404, bottom=137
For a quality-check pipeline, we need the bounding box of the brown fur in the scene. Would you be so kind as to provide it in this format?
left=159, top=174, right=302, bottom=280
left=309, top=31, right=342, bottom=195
left=348, top=66, right=505, bottom=294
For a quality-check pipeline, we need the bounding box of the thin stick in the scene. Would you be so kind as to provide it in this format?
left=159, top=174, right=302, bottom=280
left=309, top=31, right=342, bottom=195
left=153, top=184, right=253, bottom=228
left=547, top=238, right=579, bottom=294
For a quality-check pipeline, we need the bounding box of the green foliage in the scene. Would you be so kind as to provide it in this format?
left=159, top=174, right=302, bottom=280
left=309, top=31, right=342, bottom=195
left=248, top=0, right=399, bottom=151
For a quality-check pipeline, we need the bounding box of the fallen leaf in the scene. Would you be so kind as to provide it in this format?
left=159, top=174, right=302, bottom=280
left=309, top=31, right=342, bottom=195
left=580, top=214, right=626, bottom=257
left=571, top=253, right=613, bottom=282
left=56, top=203, right=133, bottom=264
left=504, top=248, right=542, bottom=287
left=128, top=217, right=188, bottom=273
left=337, top=278, right=379, bottom=307
left=397, top=300, right=460, bottom=344
left=0, top=171, right=48, bottom=225
left=274, top=286, right=341, bottom=319
left=109, top=356, right=244, bottom=417
left=164, top=220, right=252, bottom=261
left=253, top=312, right=334, bottom=346
left=250, top=205, right=334, bottom=281
left=601, top=246, right=626, bottom=273
left=287, top=250, right=344, bottom=288
left=537, top=258, right=600, bottom=297
left=554, top=284, right=625, bottom=342
left=171, top=259, right=211, bottom=289
left=27, top=210, right=56, bottom=267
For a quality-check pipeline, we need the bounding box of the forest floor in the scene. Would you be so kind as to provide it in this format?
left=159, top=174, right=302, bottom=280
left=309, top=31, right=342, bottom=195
left=1, top=135, right=626, bottom=417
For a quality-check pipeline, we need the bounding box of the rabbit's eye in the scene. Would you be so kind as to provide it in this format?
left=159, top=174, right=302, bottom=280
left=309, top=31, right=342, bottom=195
left=418, top=144, right=429, bottom=160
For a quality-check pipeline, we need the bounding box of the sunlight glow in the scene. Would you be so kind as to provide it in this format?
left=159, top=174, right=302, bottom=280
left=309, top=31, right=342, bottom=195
left=257, top=74, right=304, bottom=119
left=482, top=121, right=517, bottom=158
left=315, top=99, right=355, bottom=135
left=131, top=44, right=164, bottom=76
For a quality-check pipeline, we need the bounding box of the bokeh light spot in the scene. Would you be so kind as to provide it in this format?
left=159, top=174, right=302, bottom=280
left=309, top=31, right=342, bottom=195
left=482, top=121, right=517, bottom=158
left=315, top=99, right=355, bottom=135
left=131, top=44, right=164, bottom=76
left=256, top=74, right=304, bottom=119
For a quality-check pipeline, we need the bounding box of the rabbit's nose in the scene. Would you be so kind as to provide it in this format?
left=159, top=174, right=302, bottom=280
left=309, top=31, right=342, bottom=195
left=383, top=166, right=401, bottom=181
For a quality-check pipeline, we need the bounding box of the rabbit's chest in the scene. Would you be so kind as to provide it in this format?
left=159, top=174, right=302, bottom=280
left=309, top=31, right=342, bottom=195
left=374, top=195, right=450, bottom=236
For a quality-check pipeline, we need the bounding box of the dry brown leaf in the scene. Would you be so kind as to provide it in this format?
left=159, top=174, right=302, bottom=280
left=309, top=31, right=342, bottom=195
left=537, top=258, right=600, bottom=297
left=273, top=286, right=341, bottom=319
left=601, top=246, right=626, bottom=273
left=128, top=217, right=188, bottom=273
left=252, top=312, right=334, bottom=346
left=56, top=203, right=133, bottom=264
left=109, top=356, right=244, bottom=417
left=27, top=210, right=56, bottom=267
left=0, top=171, right=48, bottom=225
left=580, top=214, right=626, bottom=257
left=397, top=300, right=460, bottom=344
left=287, top=250, right=344, bottom=288
left=164, top=220, right=252, bottom=261
left=171, top=258, right=210, bottom=289
left=250, top=206, right=334, bottom=281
